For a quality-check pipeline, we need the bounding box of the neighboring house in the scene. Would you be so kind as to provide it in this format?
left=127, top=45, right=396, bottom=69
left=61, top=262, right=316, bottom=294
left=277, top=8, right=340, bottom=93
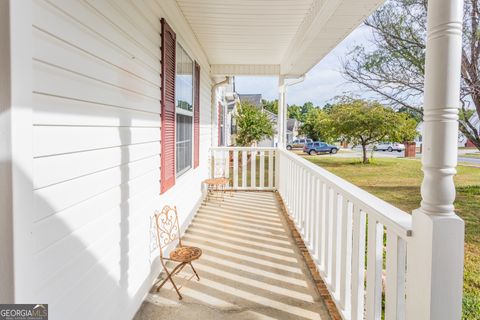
left=238, top=93, right=262, bottom=107
left=257, top=109, right=279, bottom=147
left=416, top=121, right=469, bottom=147
left=286, top=118, right=300, bottom=144
left=237, top=94, right=298, bottom=147
left=0, top=1, right=465, bottom=320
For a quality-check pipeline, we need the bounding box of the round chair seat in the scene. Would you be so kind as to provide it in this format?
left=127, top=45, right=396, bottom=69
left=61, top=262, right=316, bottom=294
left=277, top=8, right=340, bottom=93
left=169, top=246, right=202, bottom=262
left=203, top=177, right=229, bottom=186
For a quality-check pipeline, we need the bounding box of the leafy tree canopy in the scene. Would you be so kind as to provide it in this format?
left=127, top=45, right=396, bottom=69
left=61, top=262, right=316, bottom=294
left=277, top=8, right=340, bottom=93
left=235, top=101, right=274, bottom=146
left=330, top=98, right=407, bottom=163
left=288, top=104, right=302, bottom=121
left=299, top=108, right=337, bottom=142
left=261, top=99, right=278, bottom=115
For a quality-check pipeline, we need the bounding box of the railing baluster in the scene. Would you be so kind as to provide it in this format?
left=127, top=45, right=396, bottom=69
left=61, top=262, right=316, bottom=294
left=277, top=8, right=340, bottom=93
left=324, top=184, right=331, bottom=276
left=242, top=150, right=247, bottom=188
left=319, top=182, right=326, bottom=271
left=293, top=163, right=299, bottom=221
left=366, top=218, right=384, bottom=320
left=386, top=231, right=406, bottom=320
left=351, top=206, right=366, bottom=320
left=225, top=150, right=230, bottom=180
left=300, top=168, right=306, bottom=234
left=306, top=174, right=313, bottom=246
left=259, top=151, right=265, bottom=188
left=331, top=190, right=339, bottom=295
left=251, top=150, right=256, bottom=188
left=233, top=150, right=238, bottom=188
left=313, top=177, right=320, bottom=259
left=268, top=150, right=274, bottom=188
left=339, top=197, right=352, bottom=313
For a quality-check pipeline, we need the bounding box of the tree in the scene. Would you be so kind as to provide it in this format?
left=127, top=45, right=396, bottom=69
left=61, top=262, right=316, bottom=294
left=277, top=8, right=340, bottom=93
left=261, top=99, right=278, bottom=114
left=322, top=103, right=335, bottom=114
left=235, top=101, right=274, bottom=146
left=342, top=0, right=480, bottom=150
left=299, top=108, right=337, bottom=142
left=330, top=99, right=400, bottom=163
left=391, top=114, right=419, bottom=142
left=301, top=102, right=315, bottom=121
left=288, top=104, right=302, bottom=121
left=398, top=106, right=422, bottom=124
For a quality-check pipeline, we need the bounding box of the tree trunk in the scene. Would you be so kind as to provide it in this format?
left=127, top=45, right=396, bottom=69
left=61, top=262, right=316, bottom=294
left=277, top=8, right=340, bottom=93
left=362, top=144, right=369, bottom=164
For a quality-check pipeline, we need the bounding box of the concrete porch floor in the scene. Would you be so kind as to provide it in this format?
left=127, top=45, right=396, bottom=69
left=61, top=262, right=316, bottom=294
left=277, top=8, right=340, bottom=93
left=134, top=192, right=331, bottom=320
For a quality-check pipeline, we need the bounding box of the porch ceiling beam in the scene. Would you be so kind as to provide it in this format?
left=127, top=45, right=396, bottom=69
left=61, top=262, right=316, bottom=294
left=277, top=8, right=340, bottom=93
left=210, top=64, right=280, bottom=76
left=280, top=0, right=383, bottom=75
left=280, top=0, right=341, bottom=74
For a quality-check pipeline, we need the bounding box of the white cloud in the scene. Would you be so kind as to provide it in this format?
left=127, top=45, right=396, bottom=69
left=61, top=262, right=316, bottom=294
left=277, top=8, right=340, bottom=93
left=234, top=24, right=375, bottom=106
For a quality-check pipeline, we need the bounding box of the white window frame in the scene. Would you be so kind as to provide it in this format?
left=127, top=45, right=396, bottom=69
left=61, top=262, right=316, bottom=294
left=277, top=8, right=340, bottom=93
left=175, top=42, right=195, bottom=177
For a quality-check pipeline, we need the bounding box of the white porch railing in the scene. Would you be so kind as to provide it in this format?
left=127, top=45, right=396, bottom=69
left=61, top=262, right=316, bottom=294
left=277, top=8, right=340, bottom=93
left=209, top=147, right=277, bottom=190
left=210, top=147, right=413, bottom=320
left=277, top=148, right=412, bottom=320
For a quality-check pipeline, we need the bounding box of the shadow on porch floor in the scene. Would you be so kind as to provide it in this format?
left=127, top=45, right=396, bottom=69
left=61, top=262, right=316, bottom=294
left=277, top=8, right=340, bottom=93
left=134, top=192, right=331, bottom=320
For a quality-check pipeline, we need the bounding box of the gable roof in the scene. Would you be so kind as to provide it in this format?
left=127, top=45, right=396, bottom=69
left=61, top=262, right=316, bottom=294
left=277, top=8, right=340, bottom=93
left=238, top=94, right=262, bottom=107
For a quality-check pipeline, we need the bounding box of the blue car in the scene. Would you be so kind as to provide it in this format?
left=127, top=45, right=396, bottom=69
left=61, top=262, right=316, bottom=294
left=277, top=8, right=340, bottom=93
left=303, top=141, right=338, bottom=155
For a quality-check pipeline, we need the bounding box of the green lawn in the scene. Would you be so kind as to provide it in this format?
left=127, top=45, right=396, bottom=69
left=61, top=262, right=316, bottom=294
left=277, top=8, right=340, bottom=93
left=300, top=155, right=480, bottom=319
left=463, top=153, right=480, bottom=159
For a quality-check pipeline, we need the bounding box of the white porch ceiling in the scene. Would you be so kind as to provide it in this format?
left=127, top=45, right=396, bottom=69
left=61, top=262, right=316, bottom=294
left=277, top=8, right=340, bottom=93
left=175, top=0, right=383, bottom=76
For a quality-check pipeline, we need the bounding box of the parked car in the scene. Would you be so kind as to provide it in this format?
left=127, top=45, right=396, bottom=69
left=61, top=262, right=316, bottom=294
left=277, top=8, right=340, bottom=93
left=303, top=141, right=339, bottom=155
left=286, top=138, right=313, bottom=150
left=374, top=142, right=405, bottom=152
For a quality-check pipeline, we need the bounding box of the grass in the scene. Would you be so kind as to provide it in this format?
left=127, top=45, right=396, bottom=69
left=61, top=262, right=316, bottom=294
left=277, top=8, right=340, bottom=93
left=299, top=155, right=480, bottom=319
left=462, top=153, right=480, bottom=159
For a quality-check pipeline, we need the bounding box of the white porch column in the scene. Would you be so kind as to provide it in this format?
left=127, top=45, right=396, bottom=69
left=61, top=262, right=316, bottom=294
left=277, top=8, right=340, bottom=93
left=277, top=76, right=286, bottom=148
left=406, top=0, right=465, bottom=319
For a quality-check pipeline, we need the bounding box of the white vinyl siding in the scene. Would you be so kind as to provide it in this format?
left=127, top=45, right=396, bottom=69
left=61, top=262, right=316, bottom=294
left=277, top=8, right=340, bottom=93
left=29, top=1, right=211, bottom=319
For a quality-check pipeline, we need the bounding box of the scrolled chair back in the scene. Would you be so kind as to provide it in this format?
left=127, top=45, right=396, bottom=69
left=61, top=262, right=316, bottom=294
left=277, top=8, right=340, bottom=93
left=154, top=205, right=182, bottom=258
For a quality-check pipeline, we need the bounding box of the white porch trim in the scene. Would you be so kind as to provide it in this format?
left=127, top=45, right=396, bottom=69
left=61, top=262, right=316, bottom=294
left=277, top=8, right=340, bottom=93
left=211, top=64, right=280, bottom=76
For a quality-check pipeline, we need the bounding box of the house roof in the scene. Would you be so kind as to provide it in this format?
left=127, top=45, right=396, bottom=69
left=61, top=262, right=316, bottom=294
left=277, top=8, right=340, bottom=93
left=238, top=94, right=262, bottom=107
left=174, top=0, right=384, bottom=77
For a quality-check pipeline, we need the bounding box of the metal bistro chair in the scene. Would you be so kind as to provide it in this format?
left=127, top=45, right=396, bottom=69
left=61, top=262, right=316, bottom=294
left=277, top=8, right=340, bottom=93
left=204, top=155, right=231, bottom=202
left=154, top=205, right=202, bottom=300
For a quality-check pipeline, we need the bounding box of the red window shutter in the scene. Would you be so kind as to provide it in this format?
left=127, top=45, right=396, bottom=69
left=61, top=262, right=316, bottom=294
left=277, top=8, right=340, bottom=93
left=193, top=61, right=200, bottom=168
left=160, top=18, right=176, bottom=194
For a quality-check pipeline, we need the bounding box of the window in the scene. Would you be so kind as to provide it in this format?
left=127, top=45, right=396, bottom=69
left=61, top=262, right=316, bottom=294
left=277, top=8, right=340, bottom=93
left=176, top=114, right=193, bottom=175
left=176, top=44, right=193, bottom=112
left=175, top=43, right=194, bottom=175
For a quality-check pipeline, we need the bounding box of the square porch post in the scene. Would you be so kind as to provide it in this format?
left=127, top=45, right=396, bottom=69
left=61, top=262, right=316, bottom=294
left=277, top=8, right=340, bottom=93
left=278, top=76, right=286, bottom=148
left=406, top=0, right=465, bottom=319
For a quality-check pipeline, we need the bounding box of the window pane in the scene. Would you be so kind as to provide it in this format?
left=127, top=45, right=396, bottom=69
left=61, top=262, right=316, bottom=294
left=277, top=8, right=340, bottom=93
left=176, top=114, right=192, bottom=175
left=176, top=44, right=193, bottom=111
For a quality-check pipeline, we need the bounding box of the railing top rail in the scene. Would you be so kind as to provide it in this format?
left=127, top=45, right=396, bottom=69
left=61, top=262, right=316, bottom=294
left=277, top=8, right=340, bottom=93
left=278, top=148, right=412, bottom=238
left=210, top=147, right=277, bottom=151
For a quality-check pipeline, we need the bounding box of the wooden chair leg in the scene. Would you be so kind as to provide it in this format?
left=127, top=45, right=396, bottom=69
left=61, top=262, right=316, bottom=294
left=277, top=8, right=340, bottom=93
left=189, top=262, right=200, bottom=281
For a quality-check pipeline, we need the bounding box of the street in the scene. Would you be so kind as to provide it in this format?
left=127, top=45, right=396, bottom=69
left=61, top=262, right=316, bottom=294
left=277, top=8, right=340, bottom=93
left=297, top=147, right=480, bottom=165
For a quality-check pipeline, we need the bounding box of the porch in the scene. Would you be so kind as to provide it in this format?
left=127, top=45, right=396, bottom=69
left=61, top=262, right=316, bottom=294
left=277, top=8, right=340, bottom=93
left=136, top=147, right=413, bottom=319
left=135, top=191, right=332, bottom=320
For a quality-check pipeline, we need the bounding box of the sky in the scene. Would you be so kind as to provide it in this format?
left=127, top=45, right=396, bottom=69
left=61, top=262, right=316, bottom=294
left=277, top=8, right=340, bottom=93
left=234, top=24, right=374, bottom=107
